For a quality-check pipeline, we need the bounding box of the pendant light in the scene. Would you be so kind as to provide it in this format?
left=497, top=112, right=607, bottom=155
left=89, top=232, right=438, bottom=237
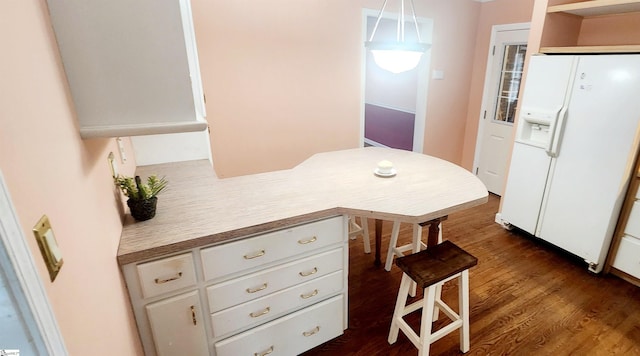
left=365, top=0, right=430, bottom=74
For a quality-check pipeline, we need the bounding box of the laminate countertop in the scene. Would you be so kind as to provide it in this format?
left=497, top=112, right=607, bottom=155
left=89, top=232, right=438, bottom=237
left=116, top=147, right=488, bottom=265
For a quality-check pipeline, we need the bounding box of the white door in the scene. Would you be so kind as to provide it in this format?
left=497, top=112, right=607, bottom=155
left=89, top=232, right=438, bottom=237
left=146, top=290, right=209, bottom=356
left=475, top=25, right=529, bottom=195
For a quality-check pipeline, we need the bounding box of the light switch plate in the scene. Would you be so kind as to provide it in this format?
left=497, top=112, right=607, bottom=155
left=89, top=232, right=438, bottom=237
left=33, top=215, right=63, bottom=282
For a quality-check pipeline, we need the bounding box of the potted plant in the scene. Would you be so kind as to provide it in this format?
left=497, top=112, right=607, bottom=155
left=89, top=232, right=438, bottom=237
left=115, top=174, right=168, bottom=221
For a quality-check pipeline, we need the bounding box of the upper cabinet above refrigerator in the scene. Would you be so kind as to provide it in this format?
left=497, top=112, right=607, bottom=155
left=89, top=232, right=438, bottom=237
left=46, top=0, right=208, bottom=138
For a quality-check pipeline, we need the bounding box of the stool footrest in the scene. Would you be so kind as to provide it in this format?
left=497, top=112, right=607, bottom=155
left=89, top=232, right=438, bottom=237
left=435, top=299, right=459, bottom=323
left=396, top=318, right=422, bottom=347
left=430, top=319, right=463, bottom=344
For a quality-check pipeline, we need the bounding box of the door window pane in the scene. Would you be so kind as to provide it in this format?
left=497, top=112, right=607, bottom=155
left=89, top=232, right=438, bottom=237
left=494, top=44, right=527, bottom=123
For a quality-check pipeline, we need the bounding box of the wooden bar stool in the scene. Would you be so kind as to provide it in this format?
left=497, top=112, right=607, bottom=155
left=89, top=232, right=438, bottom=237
left=388, top=240, right=477, bottom=356
left=384, top=216, right=448, bottom=272
left=348, top=216, right=371, bottom=253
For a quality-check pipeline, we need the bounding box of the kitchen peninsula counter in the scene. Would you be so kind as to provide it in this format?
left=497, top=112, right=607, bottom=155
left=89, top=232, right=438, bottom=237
left=116, top=147, right=488, bottom=265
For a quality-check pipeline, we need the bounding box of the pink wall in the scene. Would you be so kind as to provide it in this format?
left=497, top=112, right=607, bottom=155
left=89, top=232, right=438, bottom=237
left=460, top=0, right=536, bottom=170
left=192, top=1, right=363, bottom=178
left=416, top=0, right=481, bottom=163
left=192, top=0, right=485, bottom=177
left=0, top=1, right=141, bottom=355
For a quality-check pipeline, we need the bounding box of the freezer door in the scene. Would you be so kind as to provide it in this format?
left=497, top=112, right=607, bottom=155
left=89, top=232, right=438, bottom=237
left=538, top=55, right=640, bottom=272
left=500, top=143, right=552, bottom=234
left=499, top=55, right=575, bottom=234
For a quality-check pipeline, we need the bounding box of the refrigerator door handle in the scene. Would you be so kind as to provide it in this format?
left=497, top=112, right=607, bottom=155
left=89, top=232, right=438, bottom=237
left=544, top=106, right=563, bottom=156
left=547, top=106, right=568, bottom=157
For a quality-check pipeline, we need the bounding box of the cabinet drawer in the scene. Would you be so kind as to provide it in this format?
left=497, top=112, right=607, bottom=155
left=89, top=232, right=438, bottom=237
left=137, top=253, right=197, bottom=299
left=612, top=235, right=640, bottom=279
left=625, top=201, right=640, bottom=238
left=215, top=295, right=344, bottom=356
left=201, top=216, right=344, bottom=281
left=207, top=248, right=343, bottom=313
left=211, top=270, right=343, bottom=338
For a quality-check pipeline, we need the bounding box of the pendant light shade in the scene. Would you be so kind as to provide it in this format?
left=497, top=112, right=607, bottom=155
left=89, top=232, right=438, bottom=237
left=365, top=0, right=430, bottom=74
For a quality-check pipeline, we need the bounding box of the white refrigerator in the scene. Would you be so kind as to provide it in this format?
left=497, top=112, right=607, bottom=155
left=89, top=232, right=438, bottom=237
left=498, top=54, right=640, bottom=273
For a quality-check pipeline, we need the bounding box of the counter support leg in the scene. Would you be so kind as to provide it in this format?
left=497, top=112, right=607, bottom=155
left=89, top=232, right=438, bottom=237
left=375, top=219, right=383, bottom=266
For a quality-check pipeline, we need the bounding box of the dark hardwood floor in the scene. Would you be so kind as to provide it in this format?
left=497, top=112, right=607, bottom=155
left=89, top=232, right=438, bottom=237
left=303, top=194, right=640, bottom=355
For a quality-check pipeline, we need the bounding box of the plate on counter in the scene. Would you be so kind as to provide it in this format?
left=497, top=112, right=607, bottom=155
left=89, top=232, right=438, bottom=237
left=374, top=168, right=397, bottom=178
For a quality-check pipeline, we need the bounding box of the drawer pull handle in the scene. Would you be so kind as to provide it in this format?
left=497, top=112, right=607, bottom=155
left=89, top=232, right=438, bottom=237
left=303, top=326, right=320, bottom=337
left=250, top=307, right=271, bottom=318
left=300, top=289, right=319, bottom=299
left=298, top=236, right=317, bottom=245
left=299, top=267, right=318, bottom=277
left=254, top=346, right=274, bottom=356
left=190, top=305, right=197, bottom=326
left=154, top=272, right=182, bottom=284
left=244, top=250, right=266, bottom=260
left=246, top=283, right=268, bottom=294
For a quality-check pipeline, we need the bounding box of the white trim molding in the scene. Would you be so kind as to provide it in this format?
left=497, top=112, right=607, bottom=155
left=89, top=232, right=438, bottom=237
left=0, top=171, right=68, bottom=355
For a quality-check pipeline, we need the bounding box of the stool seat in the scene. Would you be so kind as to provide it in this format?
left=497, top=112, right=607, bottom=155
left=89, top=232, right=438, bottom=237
left=395, top=240, right=478, bottom=288
left=388, top=240, right=477, bottom=356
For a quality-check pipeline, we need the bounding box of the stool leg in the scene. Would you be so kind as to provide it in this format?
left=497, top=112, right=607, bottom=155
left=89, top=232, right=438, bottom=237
left=419, top=286, right=437, bottom=356
left=432, top=223, right=443, bottom=320
left=408, top=223, right=422, bottom=297
left=412, top=223, right=423, bottom=254
left=384, top=221, right=401, bottom=271
left=388, top=273, right=412, bottom=344
left=432, top=282, right=442, bottom=321
left=459, top=269, right=471, bottom=353
left=361, top=217, right=371, bottom=254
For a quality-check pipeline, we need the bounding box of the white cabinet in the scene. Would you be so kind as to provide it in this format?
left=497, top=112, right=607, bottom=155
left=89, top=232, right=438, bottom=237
left=608, top=161, right=640, bottom=285
left=214, top=295, right=344, bottom=356
left=146, top=291, right=209, bottom=356
left=46, top=0, right=207, bottom=138
left=121, top=215, right=348, bottom=355
left=611, top=200, right=640, bottom=281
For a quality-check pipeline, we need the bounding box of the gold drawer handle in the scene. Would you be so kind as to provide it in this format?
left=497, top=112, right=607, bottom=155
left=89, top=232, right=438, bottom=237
left=246, top=283, right=268, bottom=294
left=298, top=236, right=317, bottom=245
left=300, top=289, right=319, bottom=299
left=250, top=307, right=271, bottom=318
left=303, top=326, right=320, bottom=337
left=254, top=346, right=274, bottom=356
left=244, top=250, right=266, bottom=260
left=190, top=305, right=197, bottom=326
left=299, top=267, right=318, bottom=277
left=154, top=272, right=182, bottom=284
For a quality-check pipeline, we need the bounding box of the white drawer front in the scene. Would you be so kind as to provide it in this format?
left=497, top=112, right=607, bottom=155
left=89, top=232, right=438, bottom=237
left=137, top=253, right=197, bottom=299
left=145, top=290, right=209, bottom=356
left=201, top=216, right=344, bottom=281
left=215, top=295, right=344, bottom=356
left=612, top=235, right=640, bottom=279
left=625, top=201, right=640, bottom=238
left=207, top=248, right=343, bottom=313
left=211, top=270, right=343, bottom=338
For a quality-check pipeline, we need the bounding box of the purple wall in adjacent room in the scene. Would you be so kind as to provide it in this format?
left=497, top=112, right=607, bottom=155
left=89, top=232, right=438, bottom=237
left=364, top=104, right=415, bottom=151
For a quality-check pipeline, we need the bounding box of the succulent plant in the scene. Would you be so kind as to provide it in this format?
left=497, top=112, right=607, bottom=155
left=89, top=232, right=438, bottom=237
left=114, top=174, right=168, bottom=200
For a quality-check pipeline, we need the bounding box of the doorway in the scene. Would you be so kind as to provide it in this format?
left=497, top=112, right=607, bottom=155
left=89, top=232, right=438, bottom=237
left=474, top=23, right=530, bottom=195
left=361, top=9, right=433, bottom=152
left=0, top=172, right=67, bottom=355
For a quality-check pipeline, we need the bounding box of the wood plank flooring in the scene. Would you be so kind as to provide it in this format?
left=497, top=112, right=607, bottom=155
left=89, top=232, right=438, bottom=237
left=302, top=194, right=640, bottom=355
